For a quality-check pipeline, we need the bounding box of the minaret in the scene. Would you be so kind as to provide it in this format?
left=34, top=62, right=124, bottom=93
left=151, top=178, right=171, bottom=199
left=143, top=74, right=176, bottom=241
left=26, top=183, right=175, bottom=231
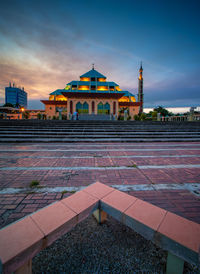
left=138, top=62, right=143, bottom=113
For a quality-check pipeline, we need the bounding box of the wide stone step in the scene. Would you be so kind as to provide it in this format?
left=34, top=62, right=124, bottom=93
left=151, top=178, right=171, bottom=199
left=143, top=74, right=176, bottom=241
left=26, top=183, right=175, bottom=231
left=0, top=132, right=200, bottom=138
left=1, top=134, right=200, bottom=139
left=1, top=120, right=200, bottom=142
left=0, top=128, right=200, bottom=132
left=0, top=137, right=200, bottom=143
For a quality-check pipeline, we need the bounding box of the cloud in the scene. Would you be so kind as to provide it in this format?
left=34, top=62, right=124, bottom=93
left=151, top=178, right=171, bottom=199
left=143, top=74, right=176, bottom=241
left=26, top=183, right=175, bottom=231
left=0, top=0, right=200, bottom=109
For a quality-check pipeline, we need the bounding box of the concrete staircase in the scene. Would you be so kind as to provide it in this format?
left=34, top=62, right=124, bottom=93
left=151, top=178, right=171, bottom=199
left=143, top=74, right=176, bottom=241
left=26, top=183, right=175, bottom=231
left=0, top=120, right=200, bottom=142
left=78, top=114, right=111, bottom=120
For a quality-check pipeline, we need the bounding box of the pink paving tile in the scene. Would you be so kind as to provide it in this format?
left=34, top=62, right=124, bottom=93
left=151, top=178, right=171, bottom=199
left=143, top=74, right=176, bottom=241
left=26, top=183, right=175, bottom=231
left=83, top=182, right=115, bottom=199
left=0, top=216, right=44, bottom=272
left=158, top=211, right=200, bottom=253
left=61, top=190, right=98, bottom=222
left=31, top=201, right=77, bottom=246
left=125, top=199, right=167, bottom=231
left=101, top=189, right=137, bottom=212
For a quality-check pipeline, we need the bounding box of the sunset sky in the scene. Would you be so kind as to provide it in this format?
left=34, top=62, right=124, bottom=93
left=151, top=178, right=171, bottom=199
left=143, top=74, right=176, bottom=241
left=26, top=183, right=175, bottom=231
left=0, top=0, right=199, bottom=109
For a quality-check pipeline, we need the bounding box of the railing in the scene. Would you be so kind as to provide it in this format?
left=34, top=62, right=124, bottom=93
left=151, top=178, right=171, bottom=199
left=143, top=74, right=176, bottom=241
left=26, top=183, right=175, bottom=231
left=161, top=114, right=200, bottom=122
left=0, top=182, right=199, bottom=273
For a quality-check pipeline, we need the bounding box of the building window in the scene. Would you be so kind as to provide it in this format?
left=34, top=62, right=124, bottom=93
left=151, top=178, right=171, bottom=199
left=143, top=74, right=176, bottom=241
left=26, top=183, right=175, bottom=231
left=91, top=85, right=96, bottom=90
left=91, top=77, right=95, bottom=82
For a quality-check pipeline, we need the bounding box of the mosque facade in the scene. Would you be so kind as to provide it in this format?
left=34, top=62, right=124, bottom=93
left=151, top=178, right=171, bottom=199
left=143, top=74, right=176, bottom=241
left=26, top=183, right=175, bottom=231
left=41, top=65, right=143, bottom=120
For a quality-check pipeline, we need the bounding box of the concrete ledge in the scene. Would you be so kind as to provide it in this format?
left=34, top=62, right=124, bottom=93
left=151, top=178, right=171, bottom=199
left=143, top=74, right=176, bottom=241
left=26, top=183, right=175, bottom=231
left=83, top=182, right=115, bottom=199
left=30, top=201, right=77, bottom=247
left=0, top=182, right=199, bottom=273
left=0, top=216, right=44, bottom=273
left=61, top=190, right=99, bottom=223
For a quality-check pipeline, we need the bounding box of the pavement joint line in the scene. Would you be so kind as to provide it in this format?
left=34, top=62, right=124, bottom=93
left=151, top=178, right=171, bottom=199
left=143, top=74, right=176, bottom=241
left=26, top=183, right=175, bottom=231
left=1, top=164, right=200, bottom=171
left=0, top=155, right=200, bottom=159
left=1, top=148, right=200, bottom=152
left=0, top=183, right=199, bottom=196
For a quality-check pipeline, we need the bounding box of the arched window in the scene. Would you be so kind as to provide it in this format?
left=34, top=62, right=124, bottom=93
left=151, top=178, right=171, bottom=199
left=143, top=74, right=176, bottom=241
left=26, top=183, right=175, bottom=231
left=104, top=102, right=110, bottom=114
left=97, top=102, right=103, bottom=114
left=75, top=102, right=89, bottom=114
left=82, top=102, right=89, bottom=113
left=76, top=102, right=82, bottom=113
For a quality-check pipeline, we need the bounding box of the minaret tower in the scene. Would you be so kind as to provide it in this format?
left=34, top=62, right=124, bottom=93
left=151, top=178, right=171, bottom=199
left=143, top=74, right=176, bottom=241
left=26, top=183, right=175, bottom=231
left=138, top=62, right=143, bottom=113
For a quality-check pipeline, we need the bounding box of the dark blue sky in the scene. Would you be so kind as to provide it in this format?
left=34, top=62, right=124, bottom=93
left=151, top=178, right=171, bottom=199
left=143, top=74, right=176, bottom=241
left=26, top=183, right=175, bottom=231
left=0, top=0, right=199, bottom=109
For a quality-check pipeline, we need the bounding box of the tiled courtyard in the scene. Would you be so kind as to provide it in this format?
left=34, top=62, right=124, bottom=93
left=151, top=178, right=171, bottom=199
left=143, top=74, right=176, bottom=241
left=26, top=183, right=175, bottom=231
left=0, top=142, right=200, bottom=228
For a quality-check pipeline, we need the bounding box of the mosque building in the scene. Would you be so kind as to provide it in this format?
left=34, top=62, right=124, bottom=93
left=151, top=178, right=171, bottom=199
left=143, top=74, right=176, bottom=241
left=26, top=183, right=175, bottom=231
left=41, top=64, right=143, bottom=120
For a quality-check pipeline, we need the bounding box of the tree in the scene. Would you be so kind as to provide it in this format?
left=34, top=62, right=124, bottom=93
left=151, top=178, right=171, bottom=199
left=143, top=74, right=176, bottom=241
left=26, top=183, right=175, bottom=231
left=37, top=113, right=42, bottom=120
left=152, top=111, right=158, bottom=120
left=3, top=103, right=14, bottom=108
left=23, top=111, right=30, bottom=119
left=134, top=114, right=140, bottom=121
left=15, top=103, right=21, bottom=108
left=140, top=113, right=146, bottom=121
left=153, top=106, right=173, bottom=117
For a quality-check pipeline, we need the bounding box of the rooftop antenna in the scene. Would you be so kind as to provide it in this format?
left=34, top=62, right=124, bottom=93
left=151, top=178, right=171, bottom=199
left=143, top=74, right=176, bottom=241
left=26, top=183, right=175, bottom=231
left=92, top=63, right=95, bottom=70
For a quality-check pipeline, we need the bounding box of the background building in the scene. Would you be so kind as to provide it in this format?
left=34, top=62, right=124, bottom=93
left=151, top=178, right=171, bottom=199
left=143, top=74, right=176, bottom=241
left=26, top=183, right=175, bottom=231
left=5, top=83, right=27, bottom=108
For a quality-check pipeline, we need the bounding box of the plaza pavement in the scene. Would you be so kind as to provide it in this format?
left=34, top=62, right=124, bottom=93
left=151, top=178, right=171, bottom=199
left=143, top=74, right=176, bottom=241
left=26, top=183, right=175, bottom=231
left=0, top=142, right=200, bottom=229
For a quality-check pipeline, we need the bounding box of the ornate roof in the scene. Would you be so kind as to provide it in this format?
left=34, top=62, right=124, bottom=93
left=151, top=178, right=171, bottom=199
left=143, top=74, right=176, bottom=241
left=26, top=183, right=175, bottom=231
left=67, top=81, right=118, bottom=86
left=49, top=89, right=63, bottom=96
left=80, top=69, right=106, bottom=79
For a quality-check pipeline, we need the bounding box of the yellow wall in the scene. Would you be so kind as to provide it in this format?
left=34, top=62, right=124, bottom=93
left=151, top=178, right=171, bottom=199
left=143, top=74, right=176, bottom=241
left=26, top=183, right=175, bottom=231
left=130, top=96, right=136, bottom=102
left=49, top=95, right=67, bottom=101
left=78, top=85, right=90, bottom=90
left=116, top=86, right=122, bottom=91
left=80, top=77, right=90, bottom=81
left=98, top=78, right=106, bottom=82
left=118, top=97, right=129, bottom=102
left=97, top=86, right=108, bottom=91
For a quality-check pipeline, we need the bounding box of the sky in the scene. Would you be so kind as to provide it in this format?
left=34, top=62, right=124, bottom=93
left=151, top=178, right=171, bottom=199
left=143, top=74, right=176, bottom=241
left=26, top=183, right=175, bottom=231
left=0, top=0, right=200, bottom=109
